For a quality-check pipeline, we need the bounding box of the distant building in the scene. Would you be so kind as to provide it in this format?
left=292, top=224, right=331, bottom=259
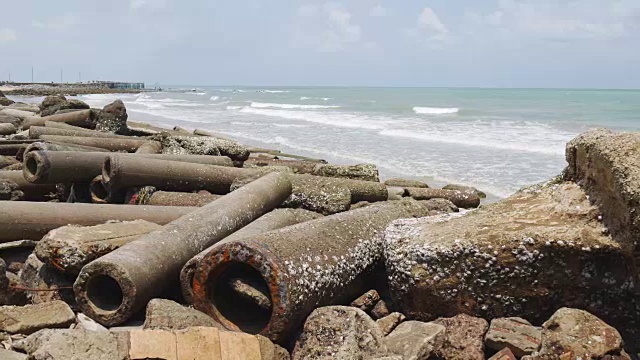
left=90, top=81, right=145, bottom=90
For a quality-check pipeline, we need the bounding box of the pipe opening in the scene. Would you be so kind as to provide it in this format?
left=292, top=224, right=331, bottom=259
left=24, top=155, right=40, bottom=179
left=102, top=157, right=112, bottom=184
left=90, top=179, right=109, bottom=203
left=86, top=274, right=124, bottom=312
left=209, top=262, right=272, bottom=334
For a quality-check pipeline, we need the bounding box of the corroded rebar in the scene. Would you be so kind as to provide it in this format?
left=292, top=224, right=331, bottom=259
left=191, top=199, right=430, bottom=341
left=74, top=172, right=292, bottom=326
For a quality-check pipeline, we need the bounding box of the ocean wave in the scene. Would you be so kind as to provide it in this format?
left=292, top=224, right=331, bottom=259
left=413, top=107, right=459, bottom=115
left=210, top=96, right=219, bottom=101
left=378, top=129, right=565, bottom=156
left=226, top=105, right=243, bottom=110
left=300, top=96, right=331, bottom=101
left=261, top=90, right=290, bottom=93
left=250, top=102, right=339, bottom=110
left=239, top=107, right=385, bottom=130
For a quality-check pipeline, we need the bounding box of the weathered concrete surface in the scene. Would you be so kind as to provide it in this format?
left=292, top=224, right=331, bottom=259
left=1, top=259, right=26, bottom=306
left=484, top=317, right=541, bottom=357
left=311, top=163, right=380, bottom=182
left=384, top=178, right=429, bottom=188
left=350, top=290, right=381, bottom=313
left=0, top=349, right=27, bottom=360
left=0, top=300, right=75, bottom=334
left=384, top=181, right=639, bottom=348
left=143, top=298, right=224, bottom=330
left=376, top=312, right=406, bottom=336
left=153, top=133, right=250, bottom=161
left=371, top=300, right=390, bottom=319
left=565, top=129, right=640, bottom=262
left=292, top=306, right=388, bottom=360
left=14, top=329, right=128, bottom=360
left=34, top=220, right=162, bottom=275
left=18, top=254, right=74, bottom=305
left=76, top=313, right=108, bottom=332
left=432, top=314, right=488, bottom=360
left=539, top=307, right=623, bottom=358
left=443, top=184, right=487, bottom=198
left=405, top=187, right=481, bottom=208
left=488, top=348, right=517, bottom=360
left=128, top=187, right=222, bottom=207
left=384, top=321, right=446, bottom=360
left=0, top=179, right=23, bottom=200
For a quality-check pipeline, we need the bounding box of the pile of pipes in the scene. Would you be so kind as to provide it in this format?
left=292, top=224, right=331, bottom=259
left=0, top=97, right=485, bottom=359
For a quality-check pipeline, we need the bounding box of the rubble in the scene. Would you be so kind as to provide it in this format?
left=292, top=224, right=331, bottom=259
left=142, top=298, right=224, bottom=330
left=0, top=300, right=75, bottom=334
left=384, top=321, right=446, bottom=360
left=432, top=313, right=488, bottom=360
left=376, top=312, right=406, bottom=336
left=484, top=317, right=541, bottom=357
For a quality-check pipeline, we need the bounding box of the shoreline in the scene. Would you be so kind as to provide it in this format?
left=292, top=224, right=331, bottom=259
left=0, top=83, right=148, bottom=96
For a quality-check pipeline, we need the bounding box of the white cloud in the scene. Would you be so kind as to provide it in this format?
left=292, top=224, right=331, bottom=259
left=291, top=2, right=363, bottom=53
left=370, top=4, right=387, bottom=17
left=31, top=14, right=78, bottom=31
left=130, top=0, right=167, bottom=11
left=407, top=7, right=449, bottom=44
left=0, top=28, right=17, bottom=43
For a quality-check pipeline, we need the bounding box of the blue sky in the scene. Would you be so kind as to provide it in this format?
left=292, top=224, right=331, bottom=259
left=1, top=0, right=639, bottom=88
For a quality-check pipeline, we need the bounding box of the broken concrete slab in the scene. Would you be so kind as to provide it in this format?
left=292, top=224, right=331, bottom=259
left=35, top=220, right=161, bottom=275
left=18, top=254, right=74, bottom=305
left=0, top=348, right=27, bottom=360
left=0, top=300, right=75, bottom=334
left=293, top=306, right=388, bottom=360
left=14, top=329, right=127, bottom=360
left=371, top=300, right=390, bottom=320
left=384, top=321, right=446, bottom=360
left=488, top=348, right=517, bottom=360
left=484, top=317, right=541, bottom=357
left=76, top=313, right=108, bottom=332
left=350, top=289, right=381, bottom=313
left=377, top=312, right=406, bottom=336
left=143, top=298, right=224, bottom=331
left=432, top=313, right=488, bottom=360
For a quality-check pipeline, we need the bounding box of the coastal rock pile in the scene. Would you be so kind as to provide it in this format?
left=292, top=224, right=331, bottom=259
left=0, top=95, right=638, bottom=359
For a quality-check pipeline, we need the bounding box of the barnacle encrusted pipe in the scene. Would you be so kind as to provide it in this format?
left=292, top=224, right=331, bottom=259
left=190, top=199, right=430, bottom=343
left=73, top=172, right=292, bottom=326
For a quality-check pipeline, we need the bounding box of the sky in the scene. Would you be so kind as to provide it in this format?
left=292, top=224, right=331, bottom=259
left=0, top=0, right=639, bottom=88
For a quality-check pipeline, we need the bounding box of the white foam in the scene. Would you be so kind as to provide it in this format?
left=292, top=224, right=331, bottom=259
left=300, top=96, right=331, bottom=101
left=239, top=107, right=385, bottom=130
left=261, top=90, right=290, bottom=93
left=226, top=105, right=243, bottom=110
left=210, top=96, right=219, bottom=101
left=250, top=102, right=339, bottom=110
left=413, top=107, right=459, bottom=115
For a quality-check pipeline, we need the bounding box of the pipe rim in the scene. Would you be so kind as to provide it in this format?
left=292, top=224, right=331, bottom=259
left=22, top=150, right=49, bottom=183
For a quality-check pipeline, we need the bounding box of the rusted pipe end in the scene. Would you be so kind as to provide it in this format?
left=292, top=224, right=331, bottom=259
left=22, top=150, right=51, bottom=184
left=89, top=176, right=109, bottom=204
left=73, top=260, right=136, bottom=326
left=192, top=240, right=290, bottom=340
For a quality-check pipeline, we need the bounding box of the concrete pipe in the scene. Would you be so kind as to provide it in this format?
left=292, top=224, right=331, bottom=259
left=180, top=208, right=322, bottom=303
left=29, top=126, right=130, bottom=139
left=0, top=170, right=58, bottom=201
left=0, top=201, right=196, bottom=243
left=405, top=187, right=481, bottom=208
left=0, top=123, right=16, bottom=136
left=191, top=199, right=430, bottom=342
left=38, top=135, right=147, bottom=152
left=127, top=187, right=222, bottom=207
left=74, top=172, right=292, bottom=326
left=22, top=109, right=96, bottom=129
left=134, top=141, right=163, bottom=154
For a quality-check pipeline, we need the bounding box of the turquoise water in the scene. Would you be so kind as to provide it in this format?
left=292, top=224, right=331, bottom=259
left=78, top=87, right=640, bottom=198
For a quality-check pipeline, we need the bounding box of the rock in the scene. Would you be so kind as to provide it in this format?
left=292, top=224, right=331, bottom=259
left=40, top=98, right=90, bottom=117
left=0, top=114, right=21, bottom=128
left=432, top=314, right=488, bottom=360
left=96, top=100, right=128, bottom=134
left=484, top=317, right=541, bottom=357
left=404, top=187, right=481, bottom=208
left=0, top=97, right=15, bottom=106
left=0, top=300, right=75, bottom=334
left=312, top=163, right=380, bottom=182
left=488, top=348, right=517, bottom=360
left=384, top=321, right=446, bottom=360
left=154, top=133, right=250, bottom=161
left=257, top=334, right=291, bottom=360
left=292, top=306, right=388, bottom=360
left=39, top=95, right=67, bottom=111
left=76, top=313, right=108, bottom=332
left=18, top=254, right=74, bottom=305
left=442, top=184, right=486, bottom=198
left=0, top=349, right=28, bottom=360
left=371, top=300, right=390, bottom=319
left=351, top=290, right=381, bottom=312
left=539, top=307, right=623, bottom=358
left=0, top=179, right=23, bottom=200
left=377, top=312, right=406, bottom=336
left=419, top=198, right=459, bottom=214
left=387, top=187, right=406, bottom=201
left=0, top=265, right=26, bottom=306
left=34, top=220, right=162, bottom=275
left=383, top=181, right=638, bottom=346
left=143, top=298, right=224, bottom=330
left=14, top=328, right=127, bottom=360
left=384, top=178, right=429, bottom=188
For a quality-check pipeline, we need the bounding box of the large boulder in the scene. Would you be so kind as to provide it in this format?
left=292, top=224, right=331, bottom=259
left=40, top=98, right=89, bottom=117
left=95, top=100, right=128, bottom=134
left=383, top=180, right=639, bottom=349
left=292, top=306, right=388, bottom=359
left=39, top=95, right=66, bottom=115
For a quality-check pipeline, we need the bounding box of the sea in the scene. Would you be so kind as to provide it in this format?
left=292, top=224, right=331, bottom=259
left=72, top=87, right=640, bottom=200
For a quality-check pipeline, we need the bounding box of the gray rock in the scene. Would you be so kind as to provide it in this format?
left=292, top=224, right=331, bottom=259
left=143, top=298, right=224, bottom=331
left=377, top=312, right=405, bottom=336
left=432, top=314, right=488, bottom=360
left=350, top=289, right=381, bottom=313
left=420, top=198, right=459, bottom=214
left=384, top=178, right=429, bottom=188
left=0, top=349, right=27, bottom=360
left=485, top=317, right=541, bottom=357
left=0, top=301, right=75, bottom=334
left=14, top=329, right=127, bottom=360
left=0, top=97, right=15, bottom=106
left=539, top=307, right=623, bottom=358
left=293, top=306, right=388, bottom=360
left=385, top=321, right=446, bottom=360
left=39, top=95, right=66, bottom=112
